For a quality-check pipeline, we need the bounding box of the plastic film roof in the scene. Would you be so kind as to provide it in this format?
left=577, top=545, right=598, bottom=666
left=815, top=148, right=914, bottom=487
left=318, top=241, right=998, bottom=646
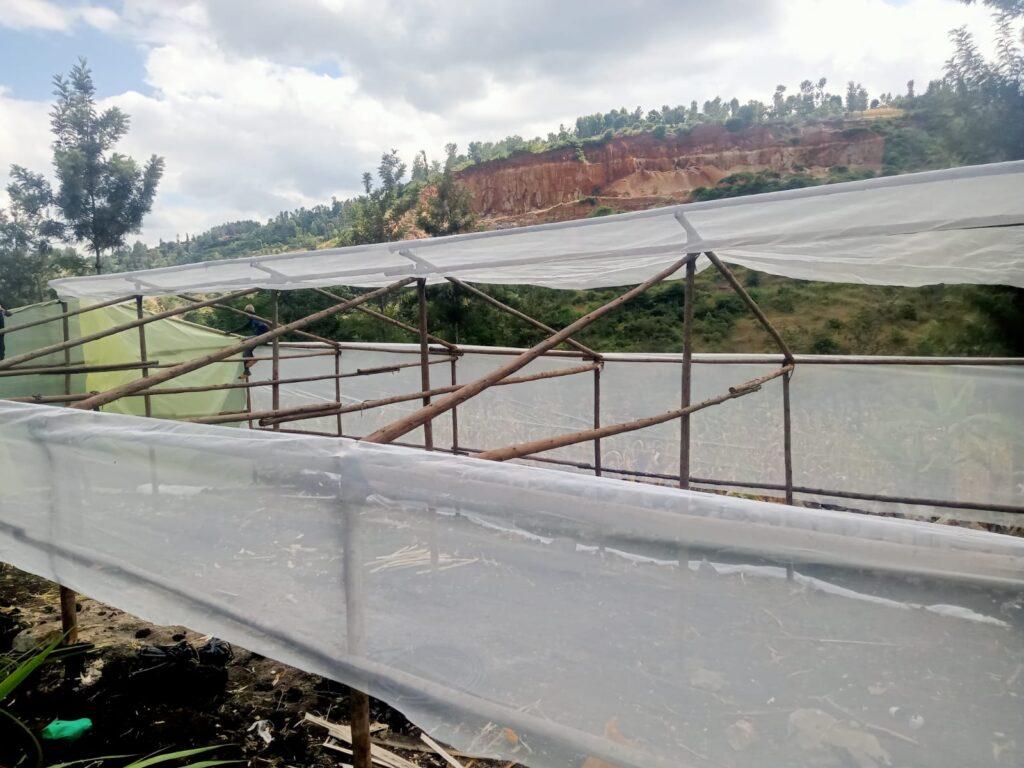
left=50, top=161, right=1024, bottom=299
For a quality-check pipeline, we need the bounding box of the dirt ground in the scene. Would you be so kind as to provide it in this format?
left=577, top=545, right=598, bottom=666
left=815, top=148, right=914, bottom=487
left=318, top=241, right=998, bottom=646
left=0, top=565, right=520, bottom=768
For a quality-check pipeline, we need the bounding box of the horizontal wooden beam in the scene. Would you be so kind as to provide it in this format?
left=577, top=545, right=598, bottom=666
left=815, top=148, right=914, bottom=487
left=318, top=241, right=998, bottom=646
left=474, top=365, right=793, bottom=462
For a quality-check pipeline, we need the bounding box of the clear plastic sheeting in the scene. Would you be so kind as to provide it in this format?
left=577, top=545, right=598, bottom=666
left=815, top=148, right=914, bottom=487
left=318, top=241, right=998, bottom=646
left=251, top=345, right=1024, bottom=520
left=1, top=400, right=1022, bottom=768
left=0, top=299, right=246, bottom=418
left=50, top=161, right=1024, bottom=298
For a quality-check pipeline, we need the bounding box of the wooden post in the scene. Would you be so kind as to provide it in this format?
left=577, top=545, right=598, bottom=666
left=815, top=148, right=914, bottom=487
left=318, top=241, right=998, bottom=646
left=783, top=369, right=794, bottom=504
left=679, top=256, right=696, bottom=489
left=415, top=280, right=434, bottom=449
left=334, top=348, right=343, bottom=437
left=363, top=257, right=691, bottom=445
left=134, top=296, right=153, bottom=418
left=449, top=357, right=459, bottom=453
left=135, top=296, right=160, bottom=495
left=342, top=507, right=371, bottom=768
left=271, top=291, right=281, bottom=431
left=593, top=366, right=602, bottom=476
left=57, top=301, right=78, bottom=645
left=69, top=278, right=415, bottom=412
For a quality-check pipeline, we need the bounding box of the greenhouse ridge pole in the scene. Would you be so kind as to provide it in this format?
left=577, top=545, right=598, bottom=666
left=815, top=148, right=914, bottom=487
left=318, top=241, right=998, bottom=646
left=362, top=256, right=693, bottom=445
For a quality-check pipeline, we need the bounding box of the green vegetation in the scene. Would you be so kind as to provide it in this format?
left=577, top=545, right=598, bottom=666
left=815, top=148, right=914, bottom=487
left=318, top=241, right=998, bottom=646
left=1, top=635, right=238, bottom=768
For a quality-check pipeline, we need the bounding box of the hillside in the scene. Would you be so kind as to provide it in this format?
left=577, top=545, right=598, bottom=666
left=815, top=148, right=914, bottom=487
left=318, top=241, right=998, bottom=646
left=154, top=115, right=1019, bottom=358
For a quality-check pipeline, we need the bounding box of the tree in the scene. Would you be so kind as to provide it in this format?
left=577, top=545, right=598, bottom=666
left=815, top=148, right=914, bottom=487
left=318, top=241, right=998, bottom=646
left=0, top=168, right=86, bottom=306
left=48, top=58, right=164, bottom=273
left=347, top=149, right=415, bottom=245
left=417, top=143, right=477, bottom=236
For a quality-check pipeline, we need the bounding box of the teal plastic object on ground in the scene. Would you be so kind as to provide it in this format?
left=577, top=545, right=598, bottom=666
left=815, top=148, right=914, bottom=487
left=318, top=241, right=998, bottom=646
left=41, top=717, right=93, bottom=741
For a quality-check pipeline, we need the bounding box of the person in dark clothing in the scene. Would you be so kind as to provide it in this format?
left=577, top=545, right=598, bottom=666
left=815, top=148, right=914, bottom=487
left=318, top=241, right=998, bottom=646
left=0, top=304, right=10, bottom=361
left=229, top=304, right=271, bottom=371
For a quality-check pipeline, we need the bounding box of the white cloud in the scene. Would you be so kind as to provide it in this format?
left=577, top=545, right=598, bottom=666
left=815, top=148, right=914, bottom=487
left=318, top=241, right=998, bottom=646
left=0, top=0, right=1006, bottom=244
left=0, top=0, right=121, bottom=33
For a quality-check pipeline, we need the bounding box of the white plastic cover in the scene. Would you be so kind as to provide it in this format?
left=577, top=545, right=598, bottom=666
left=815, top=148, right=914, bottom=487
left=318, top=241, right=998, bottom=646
left=1, top=400, right=1022, bottom=768
left=252, top=345, right=1024, bottom=524
left=50, top=162, right=1024, bottom=298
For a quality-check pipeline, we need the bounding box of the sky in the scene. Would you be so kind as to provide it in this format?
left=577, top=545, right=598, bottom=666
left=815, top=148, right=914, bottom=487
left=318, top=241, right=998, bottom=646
left=0, top=0, right=1000, bottom=246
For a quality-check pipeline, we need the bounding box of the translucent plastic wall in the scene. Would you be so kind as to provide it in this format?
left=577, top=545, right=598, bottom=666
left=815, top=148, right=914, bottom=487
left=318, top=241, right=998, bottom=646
left=1, top=400, right=1021, bottom=768
left=252, top=345, right=1023, bottom=524
left=0, top=300, right=246, bottom=418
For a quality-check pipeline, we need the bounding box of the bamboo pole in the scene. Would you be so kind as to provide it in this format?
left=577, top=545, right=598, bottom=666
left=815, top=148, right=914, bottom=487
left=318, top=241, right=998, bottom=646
left=679, top=256, right=696, bottom=490
left=56, top=301, right=78, bottom=645
left=271, top=291, right=281, bottom=431
left=449, top=357, right=459, bottom=453
left=0, top=289, right=256, bottom=371
left=446, top=276, right=602, bottom=360
left=362, top=257, right=692, bottom=445
left=704, top=251, right=793, bottom=361
left=247, top=363, right=600, bottom=428
left=416, top=279, right=433, bottom=450
left=0, top=361, right=163, bottom=379
left=475, top=365, right=793, bottom=462
left=342, top=508, right=372, bottom=768
left=68, top=279, right=416, bottom=412
left=334, top=348, right=343, bottom=437
left=0, top=293, right=135, bottom=338
left=593, top=366, right=602, bottom=476
left=312, top=287, right=459, bottom=352
left=135, top=297, right=153, bottom=418
left=177, top=293, right=340, bottom=347
left=783, top=370, right=794, bottom=504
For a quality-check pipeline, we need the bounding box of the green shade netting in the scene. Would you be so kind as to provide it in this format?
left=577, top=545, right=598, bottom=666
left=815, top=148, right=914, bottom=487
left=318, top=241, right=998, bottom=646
left=0, top=300, right=245, bottom=419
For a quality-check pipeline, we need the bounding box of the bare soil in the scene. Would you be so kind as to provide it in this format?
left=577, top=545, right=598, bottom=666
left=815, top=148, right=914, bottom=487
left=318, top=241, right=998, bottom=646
left=0, top=565, right=517, bottom=768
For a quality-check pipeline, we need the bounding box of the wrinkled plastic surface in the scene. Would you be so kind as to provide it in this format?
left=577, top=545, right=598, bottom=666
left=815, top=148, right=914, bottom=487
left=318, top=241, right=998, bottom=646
left=50, top=162, right=1024, bottom=299
left=251, top=344, right=1024, bottom=523
left=2, top=400, right=1021, bottom=768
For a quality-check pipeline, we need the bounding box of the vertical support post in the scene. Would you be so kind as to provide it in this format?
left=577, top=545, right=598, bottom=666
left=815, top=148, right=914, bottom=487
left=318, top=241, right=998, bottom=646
left=135, top=296, right=159, bottom=495
left=416, top=279, right=433, bottom=450
left=334, top=348, right=343, bottom=437
left=57, top=301, right=78, bottom=645
left=782, top=369, right=794, bottom=504
left=449, top=356, right=459, bottom=453
left=60, top=301, right=71, bottom=399
left=271, top=291, right=281, bottom=431
left=679, top=256, right=696, bottom=489
left=342, top=510, right=371, bottom=768
left=593, top=366, right=602, bottom=476
left=134, top=296, right=153, bottom=418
